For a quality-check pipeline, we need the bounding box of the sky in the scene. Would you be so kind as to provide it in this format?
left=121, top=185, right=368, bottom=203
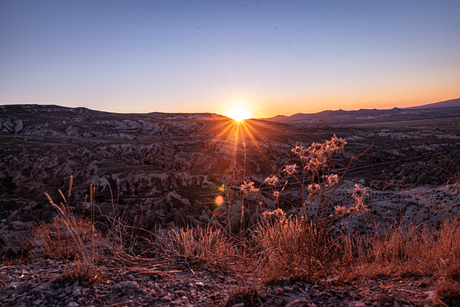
left=1, top=0, right=460, bottom=118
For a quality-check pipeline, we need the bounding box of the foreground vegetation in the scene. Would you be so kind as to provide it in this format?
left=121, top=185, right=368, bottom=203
left=17, top=137, right=460, bottom=306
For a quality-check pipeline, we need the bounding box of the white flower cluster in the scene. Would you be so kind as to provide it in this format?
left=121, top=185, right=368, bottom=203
left=283, top=164, right=298, bottom=175
left=264, top=175, right=279, bottom=186
left=334, top=183, right=369, bottom=217
left=261, top=208, right=286, bottom=221
left=240, top=181, right=259, bottom=194
left=291, top=135, right=347, bottom=171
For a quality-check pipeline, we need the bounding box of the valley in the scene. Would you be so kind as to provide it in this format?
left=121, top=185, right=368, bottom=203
left=1, top=103, right=460, bottom=306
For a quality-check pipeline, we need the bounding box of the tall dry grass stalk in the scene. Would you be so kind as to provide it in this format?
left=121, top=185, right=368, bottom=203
left=28, top=177, right=101, bottom=282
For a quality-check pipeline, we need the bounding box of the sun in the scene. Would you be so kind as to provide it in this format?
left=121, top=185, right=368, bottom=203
left=225, top=106, right=254, bottom=122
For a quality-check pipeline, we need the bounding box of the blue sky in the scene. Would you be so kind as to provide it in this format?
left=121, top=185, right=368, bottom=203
left=1, top=0, right=460, bottom=117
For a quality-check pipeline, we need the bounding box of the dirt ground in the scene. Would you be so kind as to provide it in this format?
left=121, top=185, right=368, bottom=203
left=0, top=256, right=446, bottom=307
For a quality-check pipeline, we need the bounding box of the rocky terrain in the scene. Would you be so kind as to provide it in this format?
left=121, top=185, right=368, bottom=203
left=2, top=102, right=460, bottom=213
left=1, top=103, right=460, bottom=251
left=0, top=105, right=300, bottom=212
left=1, top=102, right=460, bottom=306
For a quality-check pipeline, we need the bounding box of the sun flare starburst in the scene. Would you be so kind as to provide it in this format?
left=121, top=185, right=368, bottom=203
left=197, top=108, right=282, bottom=190
left=225, top=106, right=253, bottom=122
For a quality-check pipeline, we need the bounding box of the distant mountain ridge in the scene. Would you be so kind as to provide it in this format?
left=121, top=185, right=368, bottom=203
left=265, top=97, right=460, bottom=125
left=406, top=97, right=460, bottom=109
left=0, top=104, right=221, bottom=120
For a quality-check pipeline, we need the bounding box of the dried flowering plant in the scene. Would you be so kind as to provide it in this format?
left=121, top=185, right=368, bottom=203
left=238, top=135, right=372, bottom=226
left=286, top=135, right=349, bottom=220
left=240, top=181, right=259, bottom=194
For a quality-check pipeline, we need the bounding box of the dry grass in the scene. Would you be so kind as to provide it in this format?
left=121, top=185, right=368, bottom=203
left=353, top=217, right=460, bottom=277
left=29, top=216, right=99, bottom=261
left=29, top=214, right=102, bottom=283
left=164, top=226, right=237, bottom=259
left=22, top=137, right=460, bottom=301
left=26, top=178, right=104, bottom=283
left=252, top=213, right=338, bottom=281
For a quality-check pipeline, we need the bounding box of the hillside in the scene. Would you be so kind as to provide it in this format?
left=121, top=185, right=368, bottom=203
left=266, top=97, right=460, bottom=125
left=407, top=97, right=460, bottom=109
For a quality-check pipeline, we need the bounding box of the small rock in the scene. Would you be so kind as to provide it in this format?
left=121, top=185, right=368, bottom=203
left=7, top=281, right=20, bottom=289
left=33, top=281, right=54, bottom=292
left=65, top=285, right=74, bottom=294
left=115, top=281, right=138, bottom=291
left=283, top=286, right=293, bottom=292
left=11, top=220, right=30, bottom=231
left=72, top=287, right=81, bottom=296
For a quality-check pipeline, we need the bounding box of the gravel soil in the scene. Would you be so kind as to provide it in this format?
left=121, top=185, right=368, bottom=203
left=0, top=258, right=443, bottom=307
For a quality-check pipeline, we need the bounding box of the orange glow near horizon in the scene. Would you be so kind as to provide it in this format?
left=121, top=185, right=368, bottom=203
left=224, top=105, right=254, bottom=121
left=252, top=92, right=460, bottom=118
left=122, top=89, right=459, bottom=118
